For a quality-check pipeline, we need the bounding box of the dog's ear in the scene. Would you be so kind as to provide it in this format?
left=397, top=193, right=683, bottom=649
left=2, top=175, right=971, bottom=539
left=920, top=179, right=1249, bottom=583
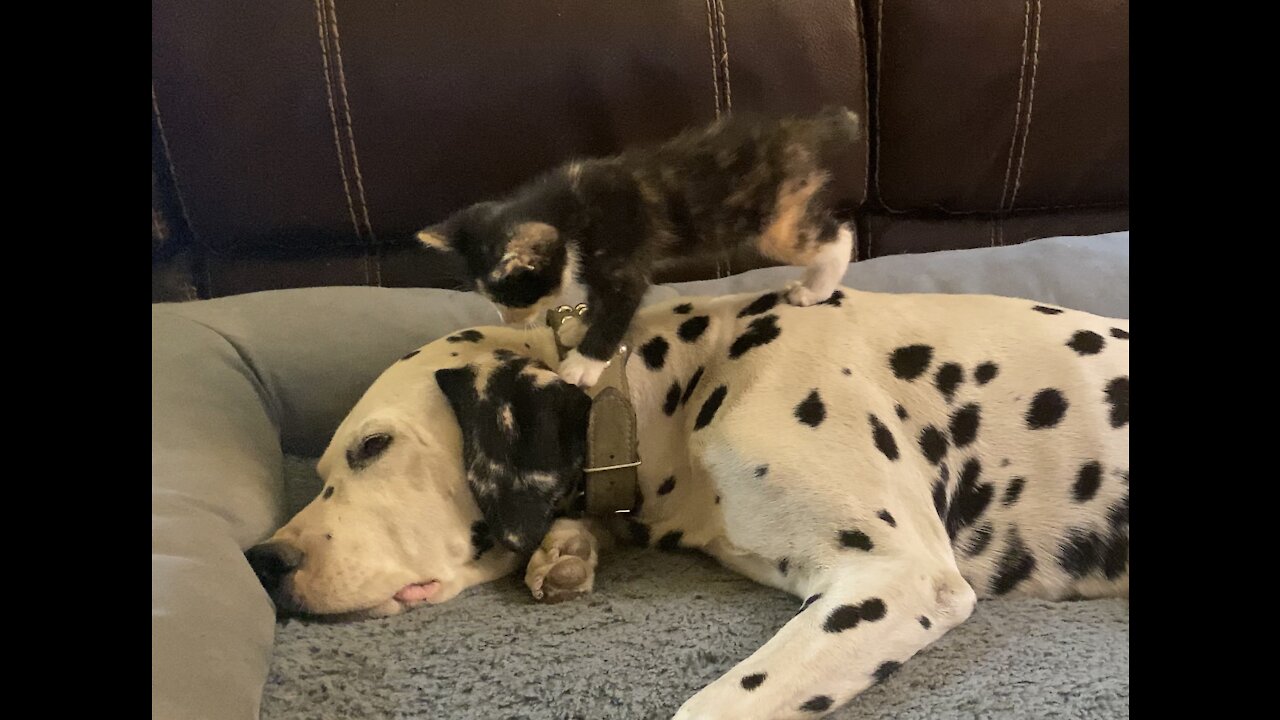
left=490, top=222, right=559, bottom=280
left=435, top=358, right=590, bottom=554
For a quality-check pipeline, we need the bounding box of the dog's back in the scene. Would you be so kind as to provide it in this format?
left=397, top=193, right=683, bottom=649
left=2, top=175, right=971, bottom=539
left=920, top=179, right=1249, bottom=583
left=631, top=287, right=1129, bottom=601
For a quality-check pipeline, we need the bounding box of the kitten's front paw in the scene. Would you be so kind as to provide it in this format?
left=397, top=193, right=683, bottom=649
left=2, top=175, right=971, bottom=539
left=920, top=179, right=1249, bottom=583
left=558, top=350, right=608, bottom=388
left=785, top=280, right=824, bottom=307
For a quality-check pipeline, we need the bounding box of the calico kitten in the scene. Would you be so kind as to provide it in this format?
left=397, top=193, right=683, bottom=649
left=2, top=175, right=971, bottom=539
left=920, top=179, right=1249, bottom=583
left=417, top=107, right=861, bottom=387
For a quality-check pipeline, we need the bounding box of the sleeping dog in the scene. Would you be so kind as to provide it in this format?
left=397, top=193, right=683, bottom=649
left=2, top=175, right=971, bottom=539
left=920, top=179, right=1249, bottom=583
left=247, top=287, right=1129, bottom=719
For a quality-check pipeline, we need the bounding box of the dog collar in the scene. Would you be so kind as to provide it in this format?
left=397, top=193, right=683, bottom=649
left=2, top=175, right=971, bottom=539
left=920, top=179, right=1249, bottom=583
left=546, top=304, right=641, bottom=517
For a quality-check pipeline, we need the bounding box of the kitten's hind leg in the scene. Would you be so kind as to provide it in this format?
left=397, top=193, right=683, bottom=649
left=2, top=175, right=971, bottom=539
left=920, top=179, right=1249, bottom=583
left=786, top=223, right=854, bottom=307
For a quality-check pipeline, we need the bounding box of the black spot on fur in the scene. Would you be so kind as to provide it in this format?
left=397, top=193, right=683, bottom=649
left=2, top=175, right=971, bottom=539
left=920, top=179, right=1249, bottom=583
left=777, top=557, right=790, bottom=575
left=877, top=509, right=896, bottom=527
left=729, top=314, right=782, bottom=358
left=895, top=404, right=908, bottom=420
left=1074, top=461, right=1103, bottom=502
left=949, top=403, right=981, bottom=448
left=990, top=530, right=1037, bottom=595
left=965, top=522, right=994, bottom=556
left=470, top=521, right=494, bottom=560
left=678, top=315, right=711, bottom=343
left=1057, top=528, right=1105, bottom=578
left=673, top=303, right=693, bottom=315
left=657, top=476, right=676, bottom=496
left=1032, top=305, right=1063, bottom=315
left=1110, top=327, right=1129, bottom=339
left=919, top=425, right=948, bottom=465
left=870, top=414, right=899, bottom=460
left=798, top=593, right=823, bottom=614
left=935, top=363, right=964, bottom=402
left=918, top=616, right=932, bottom=630
left=1067, top=330, right=1106, bottom=355
left=1003, top=477, right=1026, bottom=506
left=796, top=390, right=827, bottom=427
left=447, top=330, right=484, bottom=343
left=640, top=336, right=670, bottom=370
left=889, top=344, right=933, bottom=380
left=694, top=385, right=729, bottom=430
left=839, top=529, right=874, bottom=551
left=1026, top=389, right=1069, bottom=429
left=715, top=495, right=721, bottom=504
left=823, top=598, right=887, bottom=633
left=932, top=464, right=951, bottom=520
left=680, top=367, right=704, bottom=405
left=1105, top=376, right=1129, bottom=428
left=628, top=519, right=651, bottom=547
left=755, top=465, right=769, bottom=478
left=946, top=459, right=993, bottom=540
left=873, top=661, right=902, bottom=685
left=842, top=367, right=852, bottom=376
left=739, top=292, right=780, bottom=317
left=322, top=486, right=334, bottom=500
left=974, top=362, right=999, bottom=385
left=399, top=350, right=420, bottom=361
left=818, top=289, right=845, bottom=307
left=657, top=530, right=684, bottom=552
left=1103, top=534, right=1128, bottom=579
left=801, top=696, right=833, bottom=713
left=740, top=673, right=766, bottom=691
left=663, top=381, right=681, bottom=416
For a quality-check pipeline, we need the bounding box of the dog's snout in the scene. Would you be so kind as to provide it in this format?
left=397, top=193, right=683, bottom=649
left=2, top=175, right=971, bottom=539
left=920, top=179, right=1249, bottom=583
left=245, top=541, right=304, bottom=596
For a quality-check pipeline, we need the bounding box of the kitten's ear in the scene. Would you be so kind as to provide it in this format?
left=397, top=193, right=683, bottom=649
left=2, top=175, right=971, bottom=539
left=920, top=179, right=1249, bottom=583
left=493, top=222, right=559, bottom=277
left=416, top=223, right=454, bottom=251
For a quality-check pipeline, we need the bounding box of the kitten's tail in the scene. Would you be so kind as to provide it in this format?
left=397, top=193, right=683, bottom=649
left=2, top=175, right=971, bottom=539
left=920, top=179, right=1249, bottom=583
left=807, top=106, right=863, bottom=149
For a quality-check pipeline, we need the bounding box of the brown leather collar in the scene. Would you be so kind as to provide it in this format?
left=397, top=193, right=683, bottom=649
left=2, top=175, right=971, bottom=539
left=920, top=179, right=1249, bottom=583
left=546, top=304, right=641, bottom=516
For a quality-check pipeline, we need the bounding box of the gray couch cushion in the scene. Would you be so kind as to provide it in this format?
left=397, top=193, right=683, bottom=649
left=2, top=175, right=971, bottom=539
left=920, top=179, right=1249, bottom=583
left=152, top=233, right=1128, bottom=719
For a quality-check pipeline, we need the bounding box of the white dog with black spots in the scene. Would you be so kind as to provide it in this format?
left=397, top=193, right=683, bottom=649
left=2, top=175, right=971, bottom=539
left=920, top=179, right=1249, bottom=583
left=247, top=286, right=1129, bottom=719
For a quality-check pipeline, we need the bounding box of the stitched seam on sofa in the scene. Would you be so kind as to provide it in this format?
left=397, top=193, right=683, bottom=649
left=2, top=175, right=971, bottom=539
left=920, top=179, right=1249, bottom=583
left=852, top=0, right=870, bottom=222
left=325, top=0, right=381, bottom=286
left=313, top=0, right=363, bottom=267
left=872, top=0, right=894, bottom=221
left=151, top=85, right=202, bottom=252
left=704, top=0, right=721, bottom=118
left=714, top=0, right=732, bottom=112
left=1009, top=0, right=1042, bottom=211
left=999, top=0, right=1033, bottom=213
left=871, top=200, right=1126, bottom=217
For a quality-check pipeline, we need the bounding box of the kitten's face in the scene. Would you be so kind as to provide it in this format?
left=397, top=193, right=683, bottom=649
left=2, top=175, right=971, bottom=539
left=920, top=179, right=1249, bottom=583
left=418, top=204, right=569, bottom=326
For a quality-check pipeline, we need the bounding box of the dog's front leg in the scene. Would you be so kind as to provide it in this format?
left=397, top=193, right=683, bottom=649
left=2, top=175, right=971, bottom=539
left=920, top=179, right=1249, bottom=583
left=673, top=558, right=976, bottom=719
left=524, top=517, right=614, bottom=603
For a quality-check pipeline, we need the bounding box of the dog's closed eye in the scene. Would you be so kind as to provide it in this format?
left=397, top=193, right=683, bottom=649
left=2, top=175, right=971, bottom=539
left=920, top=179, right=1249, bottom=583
left=347, top=433, right=393, bottom=470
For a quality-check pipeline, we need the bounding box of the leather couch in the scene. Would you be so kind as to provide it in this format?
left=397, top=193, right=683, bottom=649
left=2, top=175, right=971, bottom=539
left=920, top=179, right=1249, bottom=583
left=151, top=0, right=1128, bottom=302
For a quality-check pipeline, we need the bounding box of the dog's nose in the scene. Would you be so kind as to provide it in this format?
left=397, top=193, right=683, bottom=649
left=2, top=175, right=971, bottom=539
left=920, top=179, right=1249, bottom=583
left=245, top=541, right=304, bottom=596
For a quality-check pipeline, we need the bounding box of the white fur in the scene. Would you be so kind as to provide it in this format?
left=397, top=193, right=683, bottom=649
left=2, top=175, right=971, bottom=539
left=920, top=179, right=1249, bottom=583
left=786, top=224, right=854, bottom=306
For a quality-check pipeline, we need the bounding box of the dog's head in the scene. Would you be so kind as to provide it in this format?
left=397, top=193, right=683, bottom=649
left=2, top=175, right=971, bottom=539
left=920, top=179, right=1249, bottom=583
left=417, top=202, right=571, bottom=326
left=246, top=328, right=590, bottom=617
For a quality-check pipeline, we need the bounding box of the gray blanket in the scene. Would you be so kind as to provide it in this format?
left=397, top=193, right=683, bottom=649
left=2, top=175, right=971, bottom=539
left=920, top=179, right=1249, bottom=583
left=263, top=457, right=1128, bottom=720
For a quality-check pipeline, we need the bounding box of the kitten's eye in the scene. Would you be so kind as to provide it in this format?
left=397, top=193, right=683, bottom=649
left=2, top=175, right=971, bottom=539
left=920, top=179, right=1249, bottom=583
left=347, top=433, right=393, bottom=469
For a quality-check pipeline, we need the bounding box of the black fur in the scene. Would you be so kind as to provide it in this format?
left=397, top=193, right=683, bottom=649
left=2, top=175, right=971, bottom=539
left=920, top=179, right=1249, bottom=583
left=434, top=359, right=591, bottom=554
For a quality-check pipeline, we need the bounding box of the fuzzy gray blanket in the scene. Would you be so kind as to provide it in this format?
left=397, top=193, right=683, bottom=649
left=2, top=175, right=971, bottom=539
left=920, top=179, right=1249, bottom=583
left=262, top=457, right=1127, bottom=720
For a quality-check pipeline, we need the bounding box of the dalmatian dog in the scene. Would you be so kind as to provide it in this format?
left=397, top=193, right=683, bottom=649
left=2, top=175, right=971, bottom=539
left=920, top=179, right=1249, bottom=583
left=247, top=286, right=1129, bottom=719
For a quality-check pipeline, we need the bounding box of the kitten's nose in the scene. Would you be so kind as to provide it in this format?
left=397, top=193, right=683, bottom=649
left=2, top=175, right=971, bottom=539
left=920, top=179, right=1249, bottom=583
left=245, top=541, right=304, bottom=597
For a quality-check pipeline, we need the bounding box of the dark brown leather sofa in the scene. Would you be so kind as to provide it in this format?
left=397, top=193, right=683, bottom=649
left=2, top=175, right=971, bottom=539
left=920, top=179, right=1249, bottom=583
left=151, top=0, right=1127, bottom=303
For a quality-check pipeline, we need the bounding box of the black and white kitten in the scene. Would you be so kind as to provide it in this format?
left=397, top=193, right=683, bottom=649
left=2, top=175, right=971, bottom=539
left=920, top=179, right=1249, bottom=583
left=417, top=107, right=861, bottom=387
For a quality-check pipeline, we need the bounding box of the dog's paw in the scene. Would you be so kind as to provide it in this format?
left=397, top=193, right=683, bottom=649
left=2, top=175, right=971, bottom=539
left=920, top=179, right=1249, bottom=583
left=785, top=280, right=827, bottom=307
left=558, top=350, right=609, bottom=388
left=525, top=521, right=599, bottom=603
